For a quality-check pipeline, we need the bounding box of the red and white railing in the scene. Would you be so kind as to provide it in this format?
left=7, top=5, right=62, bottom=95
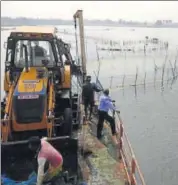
left=114, top=111, right=146, bottom=185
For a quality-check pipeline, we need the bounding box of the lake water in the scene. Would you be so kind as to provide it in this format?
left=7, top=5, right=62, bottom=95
left=1, top=26, right=178, bottom=185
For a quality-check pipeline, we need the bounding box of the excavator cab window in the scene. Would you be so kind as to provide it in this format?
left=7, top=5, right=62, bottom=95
left=14, top=40, right=55, bottom=68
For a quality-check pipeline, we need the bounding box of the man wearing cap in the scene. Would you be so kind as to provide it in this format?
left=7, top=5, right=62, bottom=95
left=97, top=89, right=120, bottom=141
left=82, top=75, right=102, bottom=120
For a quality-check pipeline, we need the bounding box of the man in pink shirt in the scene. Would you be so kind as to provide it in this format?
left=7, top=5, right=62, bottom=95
left=28, top=137, right=63, bottom=185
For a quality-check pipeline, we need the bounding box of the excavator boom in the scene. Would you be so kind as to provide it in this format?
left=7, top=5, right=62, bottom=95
left=73, top=10, right=87, bottom=79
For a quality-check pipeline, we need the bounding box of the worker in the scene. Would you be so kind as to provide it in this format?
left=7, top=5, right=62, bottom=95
left=82, top=75, right=102, bottom=120
left=97, top=89, right=120, bottom=140
left=33, top=41, right=46, bottom=57
left=28, top=137, right=63, bottom=185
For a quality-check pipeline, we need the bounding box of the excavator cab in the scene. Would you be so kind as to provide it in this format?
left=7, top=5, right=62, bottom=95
left=1, top=26, right=83, bottom=183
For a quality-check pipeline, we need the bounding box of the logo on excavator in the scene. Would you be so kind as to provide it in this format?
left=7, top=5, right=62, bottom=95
left=24, top=83, right=36, bottom=89
left=23, top=80, right=39, bottom=89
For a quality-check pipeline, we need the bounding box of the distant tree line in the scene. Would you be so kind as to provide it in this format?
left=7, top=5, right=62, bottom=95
left=1, top=17, right=178, bottom=27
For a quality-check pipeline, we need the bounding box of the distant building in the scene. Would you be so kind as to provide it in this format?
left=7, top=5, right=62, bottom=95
left=155, top=20, right=173, bottom=26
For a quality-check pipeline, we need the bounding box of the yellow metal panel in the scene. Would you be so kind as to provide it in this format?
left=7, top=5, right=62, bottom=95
left=62, top=65, right=71, bottom=89
left=12, top=26, right=57, bottom=35
left=48, top=82, right=54, bottom=111
left=17, top=67, right=48, bottom=93
left=4, top=71, right=10, bottom=92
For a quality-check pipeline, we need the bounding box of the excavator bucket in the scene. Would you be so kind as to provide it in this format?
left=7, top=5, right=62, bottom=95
left=1, top=137, right=78, bottom=182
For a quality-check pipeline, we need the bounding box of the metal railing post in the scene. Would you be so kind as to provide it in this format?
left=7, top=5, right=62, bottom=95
left=118, top=122, right=123, bottom=160
left=116, top=110, right=146, bottom=185
left=131, top=157, right=136, bottom=185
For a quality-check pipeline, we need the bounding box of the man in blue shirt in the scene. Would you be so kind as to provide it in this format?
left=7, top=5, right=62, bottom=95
left=97, top=89, right=120, bottom=139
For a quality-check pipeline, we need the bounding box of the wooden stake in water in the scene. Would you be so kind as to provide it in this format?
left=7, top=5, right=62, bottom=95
left=154, top=59, right=158, bottom=90
left=144, top=72, right=146, bottom=94
left=161, top=55, right=167, bottom=91
left=109, top=76, right=113, bottom=89
left=134, top=66, right=138, bottom=97
left=122, top=74, right=125, bottom=96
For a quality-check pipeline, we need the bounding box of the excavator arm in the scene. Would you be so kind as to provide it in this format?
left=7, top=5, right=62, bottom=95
left=57, top=38, right=82, bottom=77
left=73, top=10, right=87, bottom=81
left=57, top=39, right=73, bottom=63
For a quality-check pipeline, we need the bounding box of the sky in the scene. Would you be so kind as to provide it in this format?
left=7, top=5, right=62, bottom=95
left=1, top=1, right=178, bottom=22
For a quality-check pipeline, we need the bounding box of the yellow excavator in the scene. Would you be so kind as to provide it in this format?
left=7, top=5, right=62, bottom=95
left=1, top=26, right=82, bottom=141
left=1, top=10, right=87, bottom=184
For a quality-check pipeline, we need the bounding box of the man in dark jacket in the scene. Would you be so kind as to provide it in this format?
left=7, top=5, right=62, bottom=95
left=82, top=75, right=102, bottom=120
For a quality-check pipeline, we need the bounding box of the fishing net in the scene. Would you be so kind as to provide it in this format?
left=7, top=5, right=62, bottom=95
left=1, top=171, right=37, bottom=185
left=95, top=78, right=104, bottom=91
